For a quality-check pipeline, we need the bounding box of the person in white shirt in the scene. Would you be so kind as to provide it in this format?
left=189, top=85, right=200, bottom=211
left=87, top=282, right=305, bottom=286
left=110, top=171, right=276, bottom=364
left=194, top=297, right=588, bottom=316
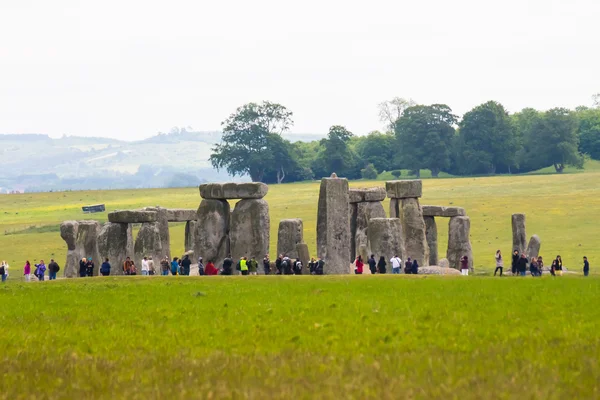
left=390, top=255, right=402, bottom=274
left=141, top=257, right=149, bottom=276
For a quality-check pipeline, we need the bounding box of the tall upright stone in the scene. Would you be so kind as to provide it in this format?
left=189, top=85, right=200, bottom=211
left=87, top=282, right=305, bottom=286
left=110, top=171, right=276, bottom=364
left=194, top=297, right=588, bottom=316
left=352, top=201, right=386, bottom=260
left=277, top=219, right=303, bottom=258
left=389, top=199, right=400, bottom=218
left=184, top=220, right=198, bottom=253
left=196, top=199, right=230, bottom=268
left=447, top=216, right=473, bottom=271
left=317, top=174, right=351, bottom=274
left=424, top=216, right=438, bottom=266
left=512, top=213, right=527, bottom=254
left=399, top=198, right=429, bottom=266
left=526, top=234, right=541, bottom=259
left=230, top=199, right=270, bottom=267
left=60, top=221, right=80, bottom=278
left=296, top=243, right=310, bottom=274
left=367, top=218, right=405, bottom=261
left=134, top=222, right=163, bottom=268
left=144, top=206, right=170, bottom=260
left=75, top=221, right=101, bottom=276
left=97, top=222, right=133, bottom=275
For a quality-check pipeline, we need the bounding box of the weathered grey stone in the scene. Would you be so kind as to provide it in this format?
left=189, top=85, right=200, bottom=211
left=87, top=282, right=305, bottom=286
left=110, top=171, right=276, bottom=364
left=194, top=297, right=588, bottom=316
left=108, top=210, right=157, bottom=224
left=386, top=180, right=422, bottom=199
left=390, top=198, right=400, bottom=218
left=166, top=208, right=197, bottom=222
left=438, top=258, right=450, bottom=269
left=512, top=214, right=527, bottom=254
left=418, top=266, right=461, bottom=275
left=526, top=234, right=541, bottom=259
left=277, top=219, right=303, bottom=258
left=134, top=222, right=162, bottom=268
left=352, top=201, right=386, bottom=260
left=424, top=216, right=438, bottom=266
left=97, top=222, right=133, bottom=276
left=144, top=207, right=170, bottom=260
left=75, top=221, right=101, bottom=276
left=367, top=218, right=405, bottom=262
left=447, top=216, right=473, bottom=271
left=196, top=199, right=230, bottom=268
left=230, top=199, right=270, bottom=269
left=400, top=198, right=429, bottom=266
left=60, top=221, right=79, bottom=251
left=199, top=182, right=268, bottom=200
left=422, top=206, right=466, bottom=217
left=317, top=176, right=351, bottom=274
left=296, top=243, right=310, bottom=274
left=184, top=220, right=198, bottom=252
left=348, top=187, right=386, bottom=203
left=64, top=250, right=81, bottom=278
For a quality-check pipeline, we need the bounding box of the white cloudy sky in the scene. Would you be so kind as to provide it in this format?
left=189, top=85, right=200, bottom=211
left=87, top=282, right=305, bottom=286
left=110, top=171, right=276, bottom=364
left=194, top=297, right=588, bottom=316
left=1, top=0, right=598, bottom=140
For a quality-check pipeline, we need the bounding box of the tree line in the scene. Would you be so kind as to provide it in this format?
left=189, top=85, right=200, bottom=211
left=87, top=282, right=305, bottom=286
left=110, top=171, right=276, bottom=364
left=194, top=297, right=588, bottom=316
left=210, top=96, right=600, bottom=183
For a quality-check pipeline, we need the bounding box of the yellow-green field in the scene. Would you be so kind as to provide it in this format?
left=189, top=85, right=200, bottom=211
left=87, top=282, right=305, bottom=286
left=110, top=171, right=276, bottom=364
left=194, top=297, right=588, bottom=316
left=1, top=168, right=599, bottom=273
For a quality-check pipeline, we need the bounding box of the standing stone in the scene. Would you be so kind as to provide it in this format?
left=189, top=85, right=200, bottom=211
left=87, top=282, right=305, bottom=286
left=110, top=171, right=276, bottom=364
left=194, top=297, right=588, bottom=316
left=60, top=221, right=80, bottom=278
left=438, top=258, right=450, bottom=269
left=400, top=198, right=429, bottom=266
left=230, top=199, right=270, bottom=269
left=367, top=218, right=405, bottom=262
left=386, top=180, right=422, bottom=199
left=424, top=216, right=438, bottom=266
left=76, top=221, right=101, bottom=276
left=316, top=176, right=351, bottom=274
left=199, top=182, right=269, bottom=200
left=97, top=222, right=133, bottom=276
left=144, top=207, right=170, bottom=260
left=352, top=201, right=386, bottom=260
left=526, top=234, right=541, bottom=259
left=184, top=220, right=198, bottom=252
left=512, top=214, right=527, bottom=254
left=134, top=222, right=163, bottom=269
left=296, top=243, right=310, bottom=274
left=196, top=199, right=230, bottom=269
left=389, top=198, right=400, bottom=218
left=447, top=216, right=473, bottom=271
left=277, top=219, right=303, bottom=258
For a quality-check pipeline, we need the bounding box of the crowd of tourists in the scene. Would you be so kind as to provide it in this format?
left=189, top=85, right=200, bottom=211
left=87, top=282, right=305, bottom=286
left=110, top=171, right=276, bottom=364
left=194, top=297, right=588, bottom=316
left=353, top=254, right=471, bottom=275
left=493, top=250, right=590, bottom=277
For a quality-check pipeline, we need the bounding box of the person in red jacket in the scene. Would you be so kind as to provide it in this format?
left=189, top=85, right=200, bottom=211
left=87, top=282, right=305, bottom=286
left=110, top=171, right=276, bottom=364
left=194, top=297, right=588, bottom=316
left=204, top=260, right=219, bottom=276
left=354, top=255, right=364, bottom=275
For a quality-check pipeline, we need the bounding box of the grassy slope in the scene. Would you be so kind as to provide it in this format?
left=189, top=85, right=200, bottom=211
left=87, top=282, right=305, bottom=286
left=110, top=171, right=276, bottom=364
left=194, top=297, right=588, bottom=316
left=1, top=161, right=600, bottom=272
left=0, top=276, right=599, bottom=399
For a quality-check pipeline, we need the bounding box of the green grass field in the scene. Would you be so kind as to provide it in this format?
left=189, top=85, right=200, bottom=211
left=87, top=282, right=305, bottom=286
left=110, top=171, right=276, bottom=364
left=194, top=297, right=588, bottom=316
left=1, top=276, right=599, bottom=399
left=1, top=163, right=600, bottom=273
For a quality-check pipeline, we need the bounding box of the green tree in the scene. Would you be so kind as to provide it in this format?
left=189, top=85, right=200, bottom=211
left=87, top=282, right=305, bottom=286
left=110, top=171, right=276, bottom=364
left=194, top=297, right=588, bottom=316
left=390, top=170, right=402, bottom=178
left=395, top=104, right=457, bottom=177
left=512, top=108, right=543, bottom=172
left=576, top=107, right=600, bottom=160
left=360, top=163, right=378, bottom=180
left=353, top=131, right=397, bottom=172
left=312, top=126, right=360, bottom=179
left=378, top=97, right=416, bottom=132
left=210, top=101, right=293, bottom=182
left=456, top=101, right=518, bottom=174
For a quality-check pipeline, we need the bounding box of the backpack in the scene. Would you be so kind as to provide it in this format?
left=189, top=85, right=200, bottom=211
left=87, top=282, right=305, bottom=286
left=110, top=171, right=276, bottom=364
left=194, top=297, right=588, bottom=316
left=294, top=261, right=302, bottom=274
left=0, top=266, right=4, bottom=275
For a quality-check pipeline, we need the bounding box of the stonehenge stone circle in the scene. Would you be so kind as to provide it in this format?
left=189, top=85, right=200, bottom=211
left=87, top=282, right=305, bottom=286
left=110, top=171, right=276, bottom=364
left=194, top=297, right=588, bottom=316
left=166, top=209, right=197, bottom=222
left=196, top=199, right=230, bottom=268
left=352, top=201, right=386, bottom=260
left=422, top=206, right=466, bottom=218
left=367, top=218, right=405, bottom=262
left=60, top=221, right=80, bottom=278
left=97, top=222, right=133, bottom=276
left=230, top=199, right=270, bottom=268
left=317, top=175, right=351, bottom=274
left=385, top=180, right=422, bottom=199
left=399, top=198, right=429, bottom=266
left=76, top=221, right=101, bottom=276
left=277, top=219, right=304, bottom=258
left=199, top=182, right=268, bottom=200
left=134, top=222, right=162, bottom=267
left=144, top=207, right=171, bottom=261
left=349, top=187, right=386, bottom=203
left=526, top=234, right=541, bottom=259
left=447, top=216, right=473, bottom=271
left=108, top=210, right=157, bottom=223
left=511, top=213, right=527, bottom=254
left=424, top=216, right=438, bottom=266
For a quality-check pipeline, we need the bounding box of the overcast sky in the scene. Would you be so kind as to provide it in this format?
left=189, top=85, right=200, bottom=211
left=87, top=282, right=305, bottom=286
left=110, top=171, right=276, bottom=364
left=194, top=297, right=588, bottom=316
left=1, top=0, right=598, bottom=140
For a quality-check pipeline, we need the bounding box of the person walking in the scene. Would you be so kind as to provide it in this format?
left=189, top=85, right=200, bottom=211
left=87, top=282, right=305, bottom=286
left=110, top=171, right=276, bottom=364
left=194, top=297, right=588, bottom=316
left=377, top=256, right=387, bottom=274
left=141, top=257, right=149, bottom=276
left=583, top=256, right=590, bottom=276
left=411, top=259, right=419, bottom=275
left=263, top=255, right=271, bottom=275
left=222, top=255, right=233, bottom=276
left=198, top=257, right=205, bottom=276
left=248, top=257, right=258, bottom=275
left=368, top=254, right=377, bottom=274
left=79, top=258, right=87, bottom=278
left=390, top=255, right=402, bottom=274
left=48, top=259, right=60, bottom=280
left=35, top=260, right=47, bottom=281
left=160, top=257, right=170, bottom=276
left=170, top=257, right=179, bottom=275
left=517, top=253, right=528, bottom=276
left=123, top=257, right=133, bottom=275
left=129, top=261, right=138, bottom=275
left=404, top=257, right=412, bottom=274
left=460, top=256, right=469, bottom=276
left=181, top=255, right=192, bottom=276
left=240, top=257, right=249, bottom=276
left=309, top=258, right=317, bottom=274
left=23, top=260, right=31, bottom=282
left=293, top=258, right=303, bottom=275
left=550, top=259, right=557, bottom=277
left=86, top=258, right=94, bottom=277
left=354, top=255, right=364, bottom=275
left=538, top=256, right=544, bottom=275
left=555, top=255, right=563, bottom=276
left=275, top=255, right=283, bottom=275
left=316, top=257, right=325, bottom=275
left=100, top=258, right=111, bottom=276
left=494, top=250, right=503, bottom=276
left=0, top=261, right=8, bottom=283
left=511, top=250, right=519, bottom=276
left=149, top=257, right=157, bottom=275
left=282, top=256, right=292, bottom=275
left=529, top=256, right=539, bottom=277
left=205, top=260, right=219, bottom=275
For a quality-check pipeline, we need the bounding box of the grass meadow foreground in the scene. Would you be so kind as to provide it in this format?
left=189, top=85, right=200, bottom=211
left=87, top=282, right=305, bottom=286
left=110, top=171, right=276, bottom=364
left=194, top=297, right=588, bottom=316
left=1, top=275, right=599, bottom=399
